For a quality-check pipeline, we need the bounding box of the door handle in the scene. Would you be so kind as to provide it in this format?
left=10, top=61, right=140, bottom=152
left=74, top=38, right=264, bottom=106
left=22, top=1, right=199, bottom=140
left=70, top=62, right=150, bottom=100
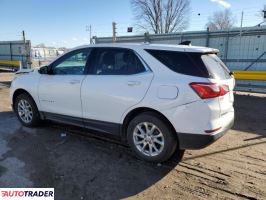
left=127, top=81, right=141, bottom=86
left=69, top=80, right=80, bottom=84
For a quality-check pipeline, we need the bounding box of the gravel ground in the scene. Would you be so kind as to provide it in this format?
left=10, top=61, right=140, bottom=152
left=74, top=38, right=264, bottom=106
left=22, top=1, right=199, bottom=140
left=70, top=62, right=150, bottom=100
left=0, top=73, right=266, bottom=200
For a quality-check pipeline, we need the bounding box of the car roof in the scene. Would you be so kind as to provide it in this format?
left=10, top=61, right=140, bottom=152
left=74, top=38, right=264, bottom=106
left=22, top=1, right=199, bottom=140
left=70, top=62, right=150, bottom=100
left=72, top=43, right=219, bottom=53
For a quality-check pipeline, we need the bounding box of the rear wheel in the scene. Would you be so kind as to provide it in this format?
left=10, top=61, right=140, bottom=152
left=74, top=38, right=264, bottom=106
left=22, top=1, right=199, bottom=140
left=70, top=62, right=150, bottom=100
left=127, top=112, right=179, bottom=163
left=14, top=93, right=41, bottom=127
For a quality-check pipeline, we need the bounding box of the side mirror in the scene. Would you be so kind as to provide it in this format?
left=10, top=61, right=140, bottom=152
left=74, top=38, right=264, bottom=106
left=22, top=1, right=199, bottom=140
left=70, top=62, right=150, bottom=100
left=39, top=65, right=52, bottom=75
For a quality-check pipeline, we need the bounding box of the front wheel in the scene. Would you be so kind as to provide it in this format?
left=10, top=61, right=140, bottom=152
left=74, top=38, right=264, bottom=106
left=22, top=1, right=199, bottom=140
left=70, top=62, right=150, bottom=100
left=14, top=93, right=41, bottom=127
left=127, top=112, right=179, bottom=163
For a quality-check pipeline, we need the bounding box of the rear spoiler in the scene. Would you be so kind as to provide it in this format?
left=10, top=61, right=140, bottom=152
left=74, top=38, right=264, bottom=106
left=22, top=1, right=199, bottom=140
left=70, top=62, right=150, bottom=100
left=179, top=41, right=219, bottom=54
left=201, top=49, right=219, bottom=54
left=179, top=41, right=191, bottom=46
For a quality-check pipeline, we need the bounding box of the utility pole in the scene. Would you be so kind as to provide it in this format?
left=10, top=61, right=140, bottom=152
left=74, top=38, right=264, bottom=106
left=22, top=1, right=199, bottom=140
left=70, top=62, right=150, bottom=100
left=22, top=30, right=26, bottom=44
left=240, top=11, right=244, bottom=36
left=22, top=30, right=29, bottom=68
left=240, top=11, right=244, bottom=32
left=86, top=25, right=92, bottom=44
left=112, top=22, right=117, bottom=43
left=238, top=11, right=244, bottom=64
left=89, top=25, right=92, bottom=44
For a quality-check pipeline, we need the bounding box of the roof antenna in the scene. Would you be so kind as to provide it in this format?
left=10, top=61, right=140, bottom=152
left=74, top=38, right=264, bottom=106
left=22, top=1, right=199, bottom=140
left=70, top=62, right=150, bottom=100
left=179, top=41, right=191, bottom=46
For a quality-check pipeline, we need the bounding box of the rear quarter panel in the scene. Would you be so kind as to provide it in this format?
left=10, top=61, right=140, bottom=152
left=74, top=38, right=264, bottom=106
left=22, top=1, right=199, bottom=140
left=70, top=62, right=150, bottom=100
left=121, top=48, right=221, bottom=134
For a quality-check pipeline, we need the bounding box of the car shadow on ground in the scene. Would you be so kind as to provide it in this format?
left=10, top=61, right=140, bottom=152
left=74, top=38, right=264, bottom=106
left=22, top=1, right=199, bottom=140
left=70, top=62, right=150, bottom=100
left=0, top=111, right=13, bottom=118
left=1, top=112, right=179, bottom=199
left=232, top=94, right=266, bottom=136
left=0, top=81, right=11, bottom=89
left=1, top=92, right=266, bottom=199
left=183, top=139, right=266, bottom=161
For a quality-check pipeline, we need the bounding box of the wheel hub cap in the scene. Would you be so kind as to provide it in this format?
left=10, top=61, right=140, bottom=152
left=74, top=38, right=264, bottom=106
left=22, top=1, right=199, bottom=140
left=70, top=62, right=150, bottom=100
left=133, top=122, right=165, bottom=157
left=17, top=99, right=33, bottom=123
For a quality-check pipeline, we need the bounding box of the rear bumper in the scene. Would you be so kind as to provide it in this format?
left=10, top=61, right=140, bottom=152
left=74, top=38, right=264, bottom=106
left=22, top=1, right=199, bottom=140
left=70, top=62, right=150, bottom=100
left=178, top=116, right=234, bottom=150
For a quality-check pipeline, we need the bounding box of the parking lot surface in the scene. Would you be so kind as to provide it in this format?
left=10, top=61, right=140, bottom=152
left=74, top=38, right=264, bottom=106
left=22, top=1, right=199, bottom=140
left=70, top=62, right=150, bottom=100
left=0, top=74, right=266, bottom=200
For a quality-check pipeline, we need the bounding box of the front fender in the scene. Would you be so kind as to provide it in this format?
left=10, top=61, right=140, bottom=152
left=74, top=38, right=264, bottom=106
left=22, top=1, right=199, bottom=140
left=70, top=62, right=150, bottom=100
left=10, top=71, right=41, bottom=109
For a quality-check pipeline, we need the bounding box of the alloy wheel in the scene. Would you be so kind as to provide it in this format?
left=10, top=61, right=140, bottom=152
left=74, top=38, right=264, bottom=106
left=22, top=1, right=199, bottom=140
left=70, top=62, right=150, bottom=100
left=133, top=122, right=165, bottom=157
left=17, top=99, right=33, bottom=123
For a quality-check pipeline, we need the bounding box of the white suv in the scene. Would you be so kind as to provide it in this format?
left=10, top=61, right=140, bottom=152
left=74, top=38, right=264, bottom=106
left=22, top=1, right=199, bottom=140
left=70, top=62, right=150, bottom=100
left=10, top=43, right=235, bottom=163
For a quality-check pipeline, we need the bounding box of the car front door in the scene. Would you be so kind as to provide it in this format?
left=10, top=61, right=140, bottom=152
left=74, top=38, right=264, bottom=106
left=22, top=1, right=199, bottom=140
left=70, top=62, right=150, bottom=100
left=38, top=48, right=90, bottom=120
left=81, top=47, right=153, bottom=135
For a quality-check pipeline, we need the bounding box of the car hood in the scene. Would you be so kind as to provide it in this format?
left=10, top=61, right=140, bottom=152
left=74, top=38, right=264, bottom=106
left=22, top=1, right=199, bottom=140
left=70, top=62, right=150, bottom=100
left=15, top=68, right=34, bottom=75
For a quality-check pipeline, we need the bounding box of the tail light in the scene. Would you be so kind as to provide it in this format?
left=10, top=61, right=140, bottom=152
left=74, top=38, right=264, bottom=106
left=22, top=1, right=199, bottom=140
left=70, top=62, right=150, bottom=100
left=190, top=82, right=229, bottom=99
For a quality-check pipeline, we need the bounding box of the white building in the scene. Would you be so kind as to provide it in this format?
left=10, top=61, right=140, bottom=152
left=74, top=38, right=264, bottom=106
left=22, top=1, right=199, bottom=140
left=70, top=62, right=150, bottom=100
left=31, top=46, right=66, bottom=62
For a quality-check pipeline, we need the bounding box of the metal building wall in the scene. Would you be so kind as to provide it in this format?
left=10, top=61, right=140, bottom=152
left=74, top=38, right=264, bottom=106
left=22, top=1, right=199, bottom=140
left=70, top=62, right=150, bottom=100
left=96, top=27, right=266, bottom=92
left=0, top=40, right=31, bottom=68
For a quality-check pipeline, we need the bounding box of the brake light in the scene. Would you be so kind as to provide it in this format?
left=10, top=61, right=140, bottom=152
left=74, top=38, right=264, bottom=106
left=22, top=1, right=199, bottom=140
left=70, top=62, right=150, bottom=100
left=190, top=82, right=229, bottom=99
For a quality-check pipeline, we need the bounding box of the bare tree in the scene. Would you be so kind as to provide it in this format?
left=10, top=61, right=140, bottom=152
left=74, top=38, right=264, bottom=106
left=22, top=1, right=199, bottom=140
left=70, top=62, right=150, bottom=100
left=206, top=10, right=236, bottom=31
left=131, top=0, right=190, bottom=34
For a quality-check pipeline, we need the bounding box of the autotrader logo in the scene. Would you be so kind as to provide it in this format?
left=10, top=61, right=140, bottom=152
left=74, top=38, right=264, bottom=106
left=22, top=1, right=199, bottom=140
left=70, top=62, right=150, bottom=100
left=0, top=188, right=54, bottom=199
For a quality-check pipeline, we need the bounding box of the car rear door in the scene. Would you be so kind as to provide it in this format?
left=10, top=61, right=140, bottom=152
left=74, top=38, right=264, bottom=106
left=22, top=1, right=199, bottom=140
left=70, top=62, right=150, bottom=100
left=81, top=47, right=153, bottom=134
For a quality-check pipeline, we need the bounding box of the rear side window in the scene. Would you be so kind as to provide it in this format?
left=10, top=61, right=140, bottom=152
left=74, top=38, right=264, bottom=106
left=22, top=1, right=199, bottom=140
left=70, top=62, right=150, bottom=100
left=201, top=54, right=231, bottom=80
left=145, top=49, right=210, bottom=78
left=88, top=48, right=146, bottom=75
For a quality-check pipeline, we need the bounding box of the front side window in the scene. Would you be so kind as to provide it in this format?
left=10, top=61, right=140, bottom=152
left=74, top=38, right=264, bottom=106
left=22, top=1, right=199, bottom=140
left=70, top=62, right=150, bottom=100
left=52, top=49, right=90, bottom=75
left=88, top=48, right=146, bottom=75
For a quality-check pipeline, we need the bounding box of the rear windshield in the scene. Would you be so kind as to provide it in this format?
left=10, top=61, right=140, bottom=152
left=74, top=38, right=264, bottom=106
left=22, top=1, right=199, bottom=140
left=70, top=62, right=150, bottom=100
left=201, top=54, right=231, bottom=80
left=145, top=49, right=231, bottom=79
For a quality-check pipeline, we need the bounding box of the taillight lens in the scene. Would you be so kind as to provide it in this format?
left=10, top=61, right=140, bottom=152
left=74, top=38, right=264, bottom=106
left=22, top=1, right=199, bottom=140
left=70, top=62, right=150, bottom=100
left=219, top=84, right=229, bottom=96
left=190, top=82, right=229, bottom=99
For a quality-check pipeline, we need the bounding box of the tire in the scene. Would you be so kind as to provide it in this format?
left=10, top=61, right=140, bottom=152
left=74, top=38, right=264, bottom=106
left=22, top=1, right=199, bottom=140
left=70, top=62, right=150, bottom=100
left=14, top=93, right=41, bottom=127
left=127, top=112, right=178, bottom=163
left=170, top=148, right=185, bottom=163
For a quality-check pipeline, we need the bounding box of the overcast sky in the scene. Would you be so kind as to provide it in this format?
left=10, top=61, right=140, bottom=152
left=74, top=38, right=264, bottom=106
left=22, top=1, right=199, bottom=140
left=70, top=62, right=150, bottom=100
left=0, top=0, right=265, bottom=48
